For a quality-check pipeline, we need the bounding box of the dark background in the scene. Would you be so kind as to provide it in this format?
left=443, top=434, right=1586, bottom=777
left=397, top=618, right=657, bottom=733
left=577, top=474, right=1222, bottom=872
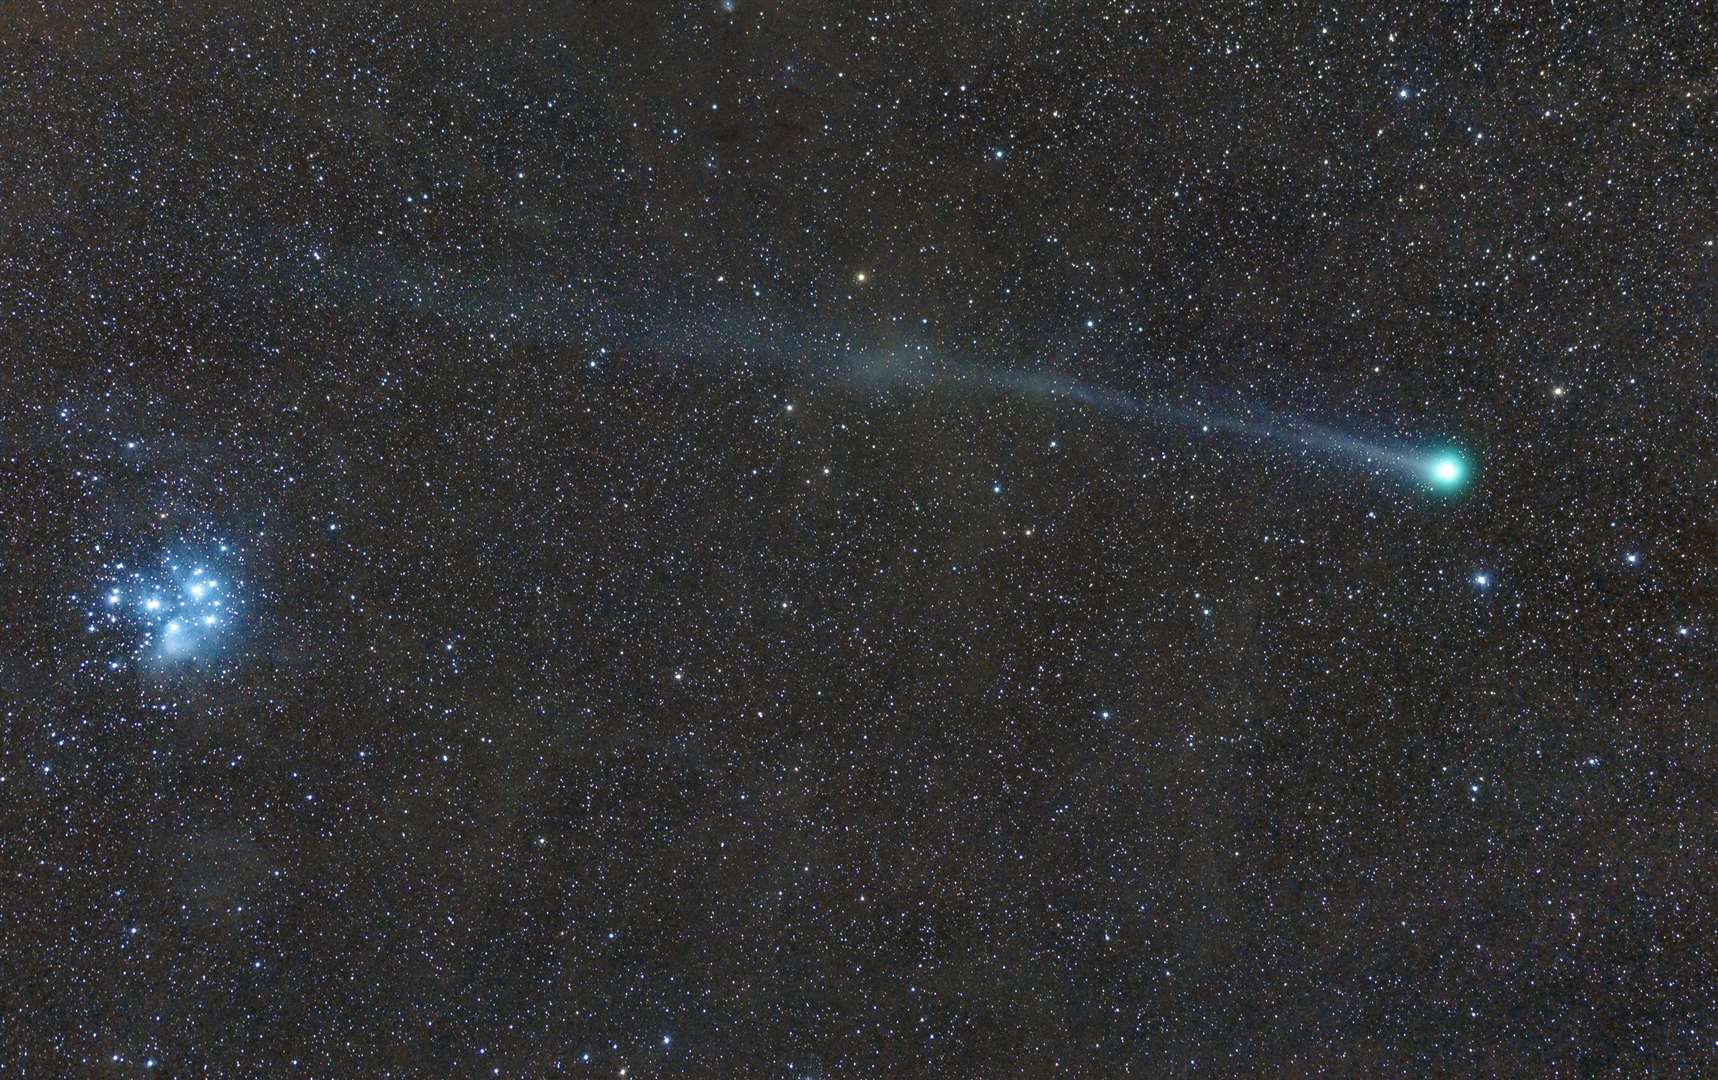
left=2, top=2, right=1715, bottom=1075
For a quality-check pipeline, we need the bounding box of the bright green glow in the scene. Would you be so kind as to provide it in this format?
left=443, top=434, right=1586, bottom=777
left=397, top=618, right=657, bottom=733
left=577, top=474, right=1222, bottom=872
left=1427, top=453, right=1467, bottom=489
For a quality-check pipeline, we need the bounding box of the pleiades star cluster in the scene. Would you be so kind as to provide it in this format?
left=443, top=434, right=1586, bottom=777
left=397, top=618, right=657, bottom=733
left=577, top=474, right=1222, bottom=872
left=84, top=545, right=247, bottom=669
left=3, top=4, right=1715, bottom=1077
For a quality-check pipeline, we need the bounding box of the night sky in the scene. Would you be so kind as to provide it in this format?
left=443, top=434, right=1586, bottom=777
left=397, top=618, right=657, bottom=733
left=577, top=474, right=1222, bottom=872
left=5, top=3, right=1717, bottom=1076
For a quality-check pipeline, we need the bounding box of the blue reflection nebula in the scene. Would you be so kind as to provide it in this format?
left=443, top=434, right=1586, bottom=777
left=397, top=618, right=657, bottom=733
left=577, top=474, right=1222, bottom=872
left=88, top=547, right=247, bottom=667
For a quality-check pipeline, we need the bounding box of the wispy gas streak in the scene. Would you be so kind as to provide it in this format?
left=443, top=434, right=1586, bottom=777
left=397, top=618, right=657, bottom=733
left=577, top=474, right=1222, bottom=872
left=275, top=241, right=1458, bottom=486
left=837, top=347, right=1448, bottom=482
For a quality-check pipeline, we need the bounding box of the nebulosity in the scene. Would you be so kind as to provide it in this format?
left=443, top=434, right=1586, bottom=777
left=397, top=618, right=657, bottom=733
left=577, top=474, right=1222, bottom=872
left=85, top=544, right=247, bottom=668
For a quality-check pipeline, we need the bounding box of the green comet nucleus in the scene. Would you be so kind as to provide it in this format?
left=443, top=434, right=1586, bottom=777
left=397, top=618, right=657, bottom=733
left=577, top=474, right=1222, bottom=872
left=1425, top=452, right=1469, bottom=490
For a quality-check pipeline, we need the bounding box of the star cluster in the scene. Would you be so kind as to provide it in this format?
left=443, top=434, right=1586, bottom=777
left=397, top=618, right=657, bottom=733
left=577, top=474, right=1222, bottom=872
left=86, top=549, right=245, bottom=667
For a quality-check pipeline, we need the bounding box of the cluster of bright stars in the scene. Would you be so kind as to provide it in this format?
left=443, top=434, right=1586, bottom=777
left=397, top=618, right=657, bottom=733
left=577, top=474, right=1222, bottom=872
left=87, top=549, right=242, bottom=664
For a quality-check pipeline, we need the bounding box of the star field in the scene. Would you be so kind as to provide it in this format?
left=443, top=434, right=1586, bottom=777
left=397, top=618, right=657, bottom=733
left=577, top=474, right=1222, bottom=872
left=3, top=3, right=1717, bottom=1077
